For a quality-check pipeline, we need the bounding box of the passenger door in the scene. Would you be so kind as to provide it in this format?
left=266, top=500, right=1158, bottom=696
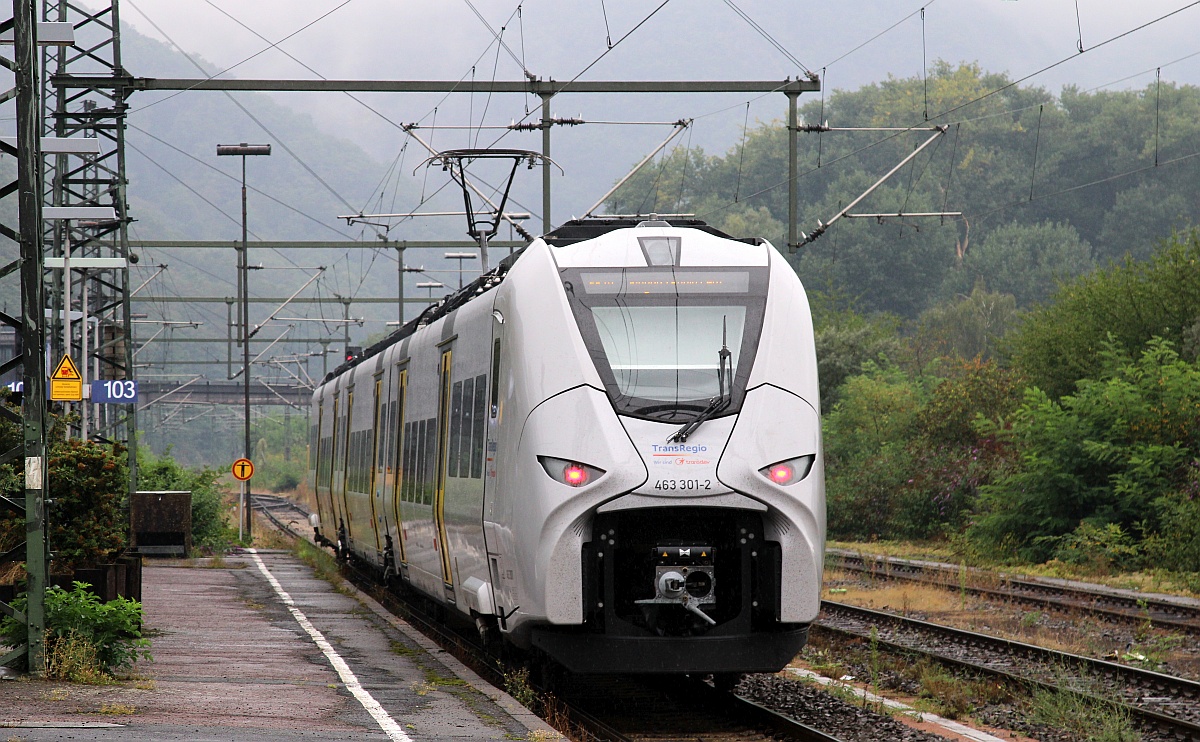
left=435, top=349, right=454, bottom=595
left=391, top=367, right=409, bottom=566
left=368, top=376, right=384, bottom=554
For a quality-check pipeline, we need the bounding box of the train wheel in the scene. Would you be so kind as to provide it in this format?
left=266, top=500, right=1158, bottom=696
left=711, top=672, right=743, bottom=692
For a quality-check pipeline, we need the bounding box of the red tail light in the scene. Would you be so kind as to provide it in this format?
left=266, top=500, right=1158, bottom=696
left=538, top=456, right=606, bottom=487
left=759, top=454, right=816, bottom=486
left=562, top=463, right=589, bottom=487
left=767, top=463, right=794, bottom=484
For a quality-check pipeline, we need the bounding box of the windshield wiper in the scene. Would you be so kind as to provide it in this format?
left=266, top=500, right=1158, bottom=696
left=667, top=318, right=733, bottom=444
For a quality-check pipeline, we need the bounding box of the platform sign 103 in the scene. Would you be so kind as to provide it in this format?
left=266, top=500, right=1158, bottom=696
left=90, top=379, right=138, bottom=403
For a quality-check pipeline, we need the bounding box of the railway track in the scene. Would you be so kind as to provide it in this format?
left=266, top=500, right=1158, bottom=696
left=818, top=600, right=1200, bottom=741
left=252, top=494, right=842, bottom=742
left=827, top=549, right=1200, bottom=633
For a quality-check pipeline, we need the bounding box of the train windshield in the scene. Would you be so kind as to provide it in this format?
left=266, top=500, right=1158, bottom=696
left=564, top=267, right=768, bottom=421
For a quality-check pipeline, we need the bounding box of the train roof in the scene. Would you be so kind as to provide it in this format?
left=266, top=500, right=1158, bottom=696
left=320, top=217, right=763, bottom=386
left=543, top=217, right=764, bottom=247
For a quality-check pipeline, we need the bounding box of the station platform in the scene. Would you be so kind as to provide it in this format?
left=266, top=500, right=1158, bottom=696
left=1, top=550, right=556, bottom=741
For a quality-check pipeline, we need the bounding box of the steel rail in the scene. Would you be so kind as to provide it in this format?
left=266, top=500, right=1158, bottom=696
left=827, top=550, right=1200, bottom=632
left=819, top=600, right=1200, bottom=740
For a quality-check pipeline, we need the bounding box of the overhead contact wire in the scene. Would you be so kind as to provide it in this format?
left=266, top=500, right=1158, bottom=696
left=127, top=2, right=360, bottom=216
left=125, top=0, right=358, bottom=115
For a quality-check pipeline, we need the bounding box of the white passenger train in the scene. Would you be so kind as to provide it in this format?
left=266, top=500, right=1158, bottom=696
left=308, top=217, right=824, bottom=674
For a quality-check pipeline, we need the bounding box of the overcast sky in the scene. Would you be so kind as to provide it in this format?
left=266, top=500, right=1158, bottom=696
left=112, top=0, right=1200, bottom=229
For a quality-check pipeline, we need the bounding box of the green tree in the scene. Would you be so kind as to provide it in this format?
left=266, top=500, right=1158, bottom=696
left=971, top=338, right=1200, bottom=562
left=944, top=221, right=1093, bottom=307
left=1005, top=231, right=1200, bottom=398
left=0, top=434, right=128, bottom=572
left=823, top=359, right=1019, bottom=541
left=811, top=305, right=902, bottom=410
left=1097, top=182, right=1196, bottom=264
left=603, top=66, right=1200, bottom=320
left=912, top=284, right=1019, bottom=364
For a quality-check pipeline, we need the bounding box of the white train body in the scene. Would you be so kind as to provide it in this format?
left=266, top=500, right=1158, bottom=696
left=309, top=219, right=824, bottom=673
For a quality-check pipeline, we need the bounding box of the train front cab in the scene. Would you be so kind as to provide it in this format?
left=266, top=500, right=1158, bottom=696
left=493, top=225, right=824, bottom=674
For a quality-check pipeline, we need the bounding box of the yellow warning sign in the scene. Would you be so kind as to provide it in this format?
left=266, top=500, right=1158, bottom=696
left=232, top=458, right=255, bottom=481
left=50, top=355, right=83, bottom=401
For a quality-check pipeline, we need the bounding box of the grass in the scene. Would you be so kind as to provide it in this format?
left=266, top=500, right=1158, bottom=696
left=799, top=632, right=1012, bottom=722
left=504, top=667, right=539, bottom=710
left=829, top=539, right=1200, bottom=597
left=98, top=703, right=136, bottom=715
left=822, top=564, right=1199, bottom=678
left=1028, top=683, right=1139, bottom=742
left=293, top=537, right=343, bottom=586
left=252, top=515, right=296, bottom=550
left=389, top=640, right=422, bottom=657
left=46, top=632, right=115, bottom=685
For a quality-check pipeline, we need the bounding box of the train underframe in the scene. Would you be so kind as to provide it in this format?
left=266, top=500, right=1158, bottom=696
left=315, top=505, right=810, bottom=676
left=531, top=506, right=809, bottom=674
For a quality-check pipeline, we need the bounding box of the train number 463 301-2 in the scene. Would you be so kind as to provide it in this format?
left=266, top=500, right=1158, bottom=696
left=653, top=479, right=712, bottom=491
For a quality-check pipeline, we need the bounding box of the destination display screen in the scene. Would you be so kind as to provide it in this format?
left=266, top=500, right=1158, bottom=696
left=580, top=270, right=750, bottom=295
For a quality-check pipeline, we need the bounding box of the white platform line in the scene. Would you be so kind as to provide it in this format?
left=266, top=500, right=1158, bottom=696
left=250, top=549, right=412, bottom=742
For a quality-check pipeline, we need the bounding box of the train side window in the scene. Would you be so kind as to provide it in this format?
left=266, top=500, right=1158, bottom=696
left=471, top=373, right=487, bottom=478
left=349, top=432, right=356, bottom=492
left=414, top=419, right=426, bottom=504
left=353, top=431, right=359, bottom=492
left=355, top=431, right=363, bottom=492
left=490, top=339, right=500, bottom=418
left=403, top=421, right=414, bottom=502
left=330, top=399, right=340, bottom=487
left=388, top=400, right=397, bottom=469
left=342, top=391, right=354, bottom=493
left=356, top=430, right=364, bottom=492
left=380, top=401, right=390, bottom=472
left=410, top=421, right=419, bottom=502
left=448, top=381, right=464, bottom=478
left=459, top=377, right=475, bottom=477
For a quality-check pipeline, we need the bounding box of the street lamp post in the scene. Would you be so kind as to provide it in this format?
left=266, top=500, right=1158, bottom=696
left=217, top=143, right=270, bottom=541
left=417, top=281, right=445, bottom=299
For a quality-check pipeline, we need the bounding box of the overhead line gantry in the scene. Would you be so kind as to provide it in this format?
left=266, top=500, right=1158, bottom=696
left=58, top=76, right=821, bottom=243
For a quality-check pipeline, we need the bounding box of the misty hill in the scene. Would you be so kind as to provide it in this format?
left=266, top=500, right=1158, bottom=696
left=607, top=64, right=1200, bottom=318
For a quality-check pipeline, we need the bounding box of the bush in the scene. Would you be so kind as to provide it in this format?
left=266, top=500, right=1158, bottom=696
left=1142, top=465, right=1200, bottom=573
left=823, top=359, right=1018, bottom=541
left=1043, top=522, right=1142, bottom=575
left=826, top=444, right=912, bottom=540
left=0, top=581, right=150, bottom=679
left=0, top=439, right=128, bottom=572
left=970, top=338, right=1200, bottom=562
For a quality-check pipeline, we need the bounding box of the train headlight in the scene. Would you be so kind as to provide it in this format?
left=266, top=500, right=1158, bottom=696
left=538, top=456, right=606, bottom=487
left=759, top=454, right=816, bottom=486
